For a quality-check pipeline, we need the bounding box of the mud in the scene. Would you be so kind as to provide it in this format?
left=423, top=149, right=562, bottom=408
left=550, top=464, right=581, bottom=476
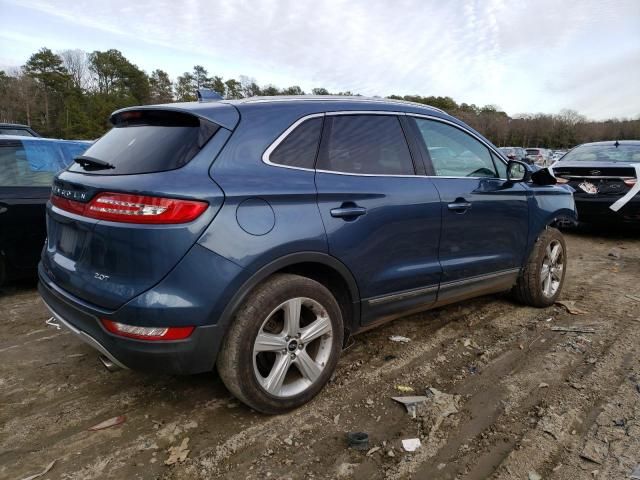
left=1, top=228, right=638, bottom=480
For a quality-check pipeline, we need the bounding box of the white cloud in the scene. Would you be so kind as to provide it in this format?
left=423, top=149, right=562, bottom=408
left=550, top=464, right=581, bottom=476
left=1, top=0, right=638, bottom=119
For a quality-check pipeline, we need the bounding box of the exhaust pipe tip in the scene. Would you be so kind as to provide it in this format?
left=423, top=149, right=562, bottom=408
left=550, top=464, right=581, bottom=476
left=99, top=355, right=121, bottom=372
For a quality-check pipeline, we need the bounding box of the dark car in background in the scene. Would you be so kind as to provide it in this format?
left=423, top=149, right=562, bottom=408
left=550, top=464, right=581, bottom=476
left=553, top=140, right=639, bottom=224
left=500, top=146, right=529, bottom=163
left=38, top=96, right=576, bottom=413
left=0, top=135, right=89, bottom=285
left=0, top=123, right=41, bottom=137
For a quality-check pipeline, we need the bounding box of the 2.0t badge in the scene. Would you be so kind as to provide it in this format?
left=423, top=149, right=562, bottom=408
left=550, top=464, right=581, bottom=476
left=578, top=181, right=598, bottom=194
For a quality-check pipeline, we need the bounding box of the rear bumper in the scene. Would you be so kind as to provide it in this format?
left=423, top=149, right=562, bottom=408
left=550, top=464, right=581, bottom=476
left=574, top=194, right=640, bottom=223
left=38, top=271, right=222, bottom=374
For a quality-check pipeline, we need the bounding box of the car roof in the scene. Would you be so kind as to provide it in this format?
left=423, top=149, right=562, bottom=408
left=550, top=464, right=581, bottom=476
left=114, top=95, right=451, bottom=130
left=0, top=123, right=32, bottom=128
left=577, top=140, right=640, bottom=147
left=0, top=134, right=89, bottom=143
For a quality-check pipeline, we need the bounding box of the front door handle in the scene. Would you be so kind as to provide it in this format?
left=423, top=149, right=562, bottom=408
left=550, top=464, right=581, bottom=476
left=447, top=201, right=472, bottom=212
left=330, top=206, right=367, bottom=219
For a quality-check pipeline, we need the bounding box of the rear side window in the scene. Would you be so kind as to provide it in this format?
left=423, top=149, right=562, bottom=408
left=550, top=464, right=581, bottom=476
left=68, top=110, right=219, bottom=175
left=0, top=140, right=81, bottom=187
left=317, top=115, right=414, bottom=175
left=269, top=117, right=323, bottom=169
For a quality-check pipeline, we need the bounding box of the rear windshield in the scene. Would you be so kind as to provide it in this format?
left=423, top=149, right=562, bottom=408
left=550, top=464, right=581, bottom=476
left=68, top=110, right=219, bottom=175
left=526, top=149, right=540, bottom=155
left=561, top=144, right=640, bottom=163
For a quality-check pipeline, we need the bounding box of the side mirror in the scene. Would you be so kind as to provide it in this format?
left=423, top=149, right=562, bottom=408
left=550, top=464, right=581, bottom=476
left=507, top=160, right=530, bottom=182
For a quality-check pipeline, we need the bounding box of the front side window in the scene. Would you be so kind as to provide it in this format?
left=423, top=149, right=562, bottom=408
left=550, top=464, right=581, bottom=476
left=269, top=117, right=323, bottom=169
left=316, top=115, right=414, bottom=175
left=0, top=140, right=81, bottom=187
left=412, top=118, right=497, bottom=178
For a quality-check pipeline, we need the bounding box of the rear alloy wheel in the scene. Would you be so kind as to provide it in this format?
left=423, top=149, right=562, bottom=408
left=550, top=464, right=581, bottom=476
left=513, top=227, right=567, bottom=307
left=217, top=274, right=343, bottom=414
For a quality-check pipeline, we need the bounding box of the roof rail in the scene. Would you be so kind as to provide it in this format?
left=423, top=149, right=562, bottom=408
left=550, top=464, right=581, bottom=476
left=197, top=88, right=223, bottom=102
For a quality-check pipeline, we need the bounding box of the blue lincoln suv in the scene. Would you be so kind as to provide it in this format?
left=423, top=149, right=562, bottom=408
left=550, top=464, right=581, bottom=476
left=38, top=95, right=576, bottom=413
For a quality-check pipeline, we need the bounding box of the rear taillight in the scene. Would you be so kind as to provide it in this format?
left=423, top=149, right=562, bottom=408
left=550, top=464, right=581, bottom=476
left=51, top=192, right=207, bottom=224
left=624, top=178, right=637, bottom=187
left=101, top=319, right=194, bottom=341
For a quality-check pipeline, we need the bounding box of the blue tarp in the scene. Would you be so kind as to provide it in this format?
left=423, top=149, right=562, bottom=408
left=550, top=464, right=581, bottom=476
left=22, top=140, right=89, bottom=172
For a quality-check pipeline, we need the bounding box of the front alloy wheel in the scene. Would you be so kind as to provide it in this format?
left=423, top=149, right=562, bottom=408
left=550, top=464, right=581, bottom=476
left=540, top=239, right=564, bottom=298
left=513, top=227, right=567, bottom=307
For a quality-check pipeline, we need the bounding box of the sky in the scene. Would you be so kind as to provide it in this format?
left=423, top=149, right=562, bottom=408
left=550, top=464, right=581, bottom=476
left=1, top=0, right=638, bottom=120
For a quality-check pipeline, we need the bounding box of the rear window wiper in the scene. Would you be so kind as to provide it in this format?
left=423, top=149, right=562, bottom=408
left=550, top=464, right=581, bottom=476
left=74, top=155, right=116, bottom=171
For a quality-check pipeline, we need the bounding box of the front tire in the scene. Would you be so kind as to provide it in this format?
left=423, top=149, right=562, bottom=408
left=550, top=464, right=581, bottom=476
left=217, top=274, right=344, bottom=414
left=513, top=227, right=567, bottom=307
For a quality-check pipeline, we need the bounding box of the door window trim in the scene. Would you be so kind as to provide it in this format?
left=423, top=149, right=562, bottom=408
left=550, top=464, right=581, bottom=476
left=261, top=110, right=509, bottom=179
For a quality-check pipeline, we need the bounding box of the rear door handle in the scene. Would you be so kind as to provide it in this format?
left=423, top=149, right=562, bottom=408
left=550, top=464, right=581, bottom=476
left=447, top=201, right=472, bottom=212
left=330, top=206, right=367, bottom=218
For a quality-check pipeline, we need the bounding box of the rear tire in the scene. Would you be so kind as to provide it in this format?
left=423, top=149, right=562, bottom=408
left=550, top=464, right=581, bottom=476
left=217, top=274, right=344, bottom=414
left=512, top=227, right=567, bottom=307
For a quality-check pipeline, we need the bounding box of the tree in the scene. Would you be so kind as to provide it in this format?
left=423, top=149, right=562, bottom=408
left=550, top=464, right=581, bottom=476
left=175, top=72, right=196, bottom=101
left=224, top=78, right=243, bottom=99
left=59, top=49, right=89, bottom=90
left=88, top=49, right=149, bottom=103
left=281, top=85, right=304, bottom=95
left=312, top=87, right=330, bottom=95
left=192, top=65, right=210, bottom=89
left=23, top=47, right=70, bottom=131
left=149, top=69, right=173, bottom=103
left=209, top=75, right=226, bottom=96
left=261, top=85, right=280, bottom=96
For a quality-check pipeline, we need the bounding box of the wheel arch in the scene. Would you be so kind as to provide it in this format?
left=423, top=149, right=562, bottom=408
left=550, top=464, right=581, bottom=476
left=217, top=252, right=361, bottom=341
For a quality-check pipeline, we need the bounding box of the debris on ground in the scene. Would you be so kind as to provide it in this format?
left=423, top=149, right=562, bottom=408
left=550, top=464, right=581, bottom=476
left=165, top=437, right=190, bottom=465
left=44, top=317, right=61, bottom=330
left=402, top=438, right=421, bottom=452
left=389, top=335, right=411, bottom=343
left=395, top=385, right=415, bottom=393
left=538, top=382, right=549, bottom=388
left=366, top=446, right=380, bottom=456
left=19, top=460, right=56, bottom=480
left=392, top=395, right=428, bottom=418
left=528, top=471, right=542, bottom=480
left=625, top=294, right=640, bottom=303
left=607, top=248, right=622, bottom=259
left=88, top=415, right=126, bottom=431
left=417, top=388, right=462, bottom=443
left=556, top=300, right=588, bottom=315
left=580, top=438, right=608, bottom=465
left=630, top=464, right=640, bottom=479
left=540, top=412, right=564, bottom=440
left=347, top=432, right=369, bottom=450
left=551, top=326, right=596, bottom=334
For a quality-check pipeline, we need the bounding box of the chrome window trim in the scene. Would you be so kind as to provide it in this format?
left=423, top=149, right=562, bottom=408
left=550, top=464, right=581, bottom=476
left=261, top=112, right=324, bottom=172
left=261, top=110, right=508, bottom=180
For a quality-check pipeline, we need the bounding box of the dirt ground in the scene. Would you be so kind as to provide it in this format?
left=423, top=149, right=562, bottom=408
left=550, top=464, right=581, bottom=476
left=1, top=228, right=639, bottom=480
